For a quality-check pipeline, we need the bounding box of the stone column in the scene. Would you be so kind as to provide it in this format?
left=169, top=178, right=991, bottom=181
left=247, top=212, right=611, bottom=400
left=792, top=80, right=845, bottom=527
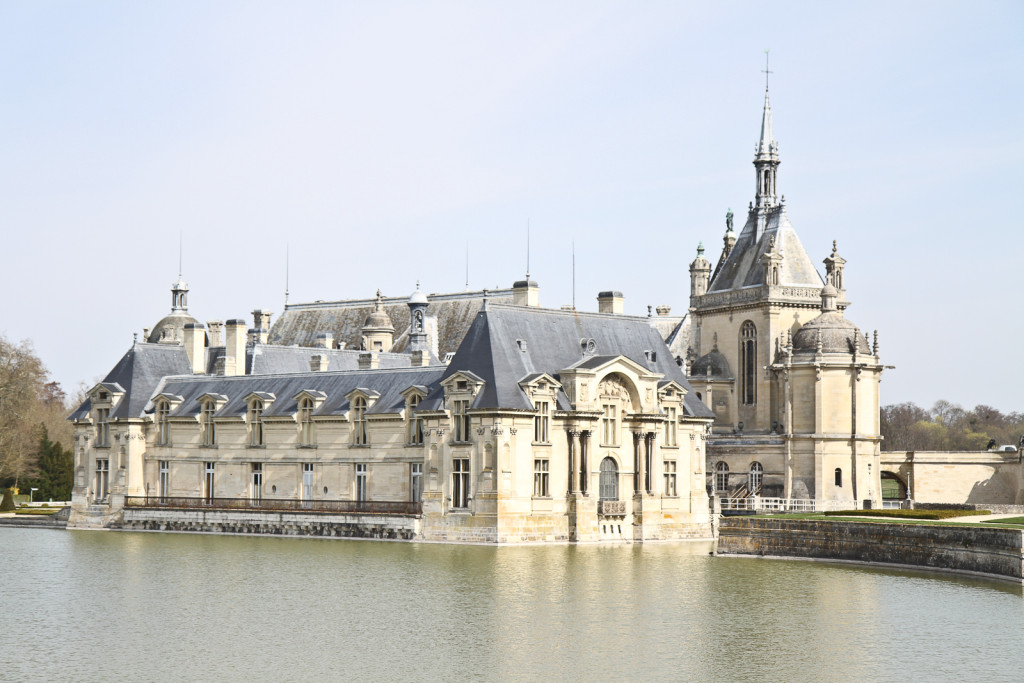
left=579, top=431, right=590, bottom=495
left=567, top=430, right=578, bottom=495
left=633, top=432, right=642, bottom=494
left=645, top=432, right=654, bottom=494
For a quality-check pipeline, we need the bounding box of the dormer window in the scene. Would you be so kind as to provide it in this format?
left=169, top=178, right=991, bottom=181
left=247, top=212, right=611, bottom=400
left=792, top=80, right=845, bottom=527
left=298, top=397, right=315, bottom=447
left=95, top=408, right=110, bottom=448
left=407, top=394, right=423, bottom=445
left=248, top=399, right=265, bottom=447
left=352, top=397, right=368, bottom=446
left=533, top=401, right=550, bottom=444
left=200, top=400, right=217, bottom=447
left=456, top=380, right=467, bottom=391
left=156, top=401, right=170, bottom=446
left=601, top=404, right=617, bottom=446
left=452, top=400, right=470, bottom=443
left=98, top=391, right=108, bottom=401
left=663, top=406, right=677, bottom=447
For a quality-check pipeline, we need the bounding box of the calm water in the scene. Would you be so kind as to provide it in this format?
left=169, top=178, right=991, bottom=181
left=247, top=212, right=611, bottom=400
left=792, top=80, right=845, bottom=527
left=2, top=529, right=1023, bottom=682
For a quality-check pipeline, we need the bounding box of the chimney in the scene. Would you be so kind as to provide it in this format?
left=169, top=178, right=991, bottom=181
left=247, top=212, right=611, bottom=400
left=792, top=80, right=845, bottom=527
left=223, top=319, right=247, bottom=376
left=314, top=332, right=334, bottom=349
left=512, top=279, right=539, bottom=307
left=142, top=327, right=151, bottom=341
left=310, top=354, right=329, bottom=372
left=358, top=352, right=379, bottom=370
left=410, top=349, right=430, bottom=367
left=597, top=291, right=624, bottom=314
left=252, top=309, right=273, bottom=333
left=183, top=323, right=206, bottom=375
left=248, top=328, right=260, bottom=346
left=207, top=320, right=224, bottom=347
left=656, top=305, right=671, bottom=317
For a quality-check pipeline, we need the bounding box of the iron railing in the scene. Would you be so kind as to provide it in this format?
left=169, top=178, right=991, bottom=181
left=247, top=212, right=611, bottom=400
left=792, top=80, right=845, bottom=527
left=124, top=496, right=421, bottom=516
left=718, top=497, right=856, bottom=513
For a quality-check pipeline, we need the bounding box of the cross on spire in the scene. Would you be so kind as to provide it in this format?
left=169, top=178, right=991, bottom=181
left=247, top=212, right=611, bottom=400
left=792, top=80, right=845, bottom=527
left=762, top=49, right=772, bottom=90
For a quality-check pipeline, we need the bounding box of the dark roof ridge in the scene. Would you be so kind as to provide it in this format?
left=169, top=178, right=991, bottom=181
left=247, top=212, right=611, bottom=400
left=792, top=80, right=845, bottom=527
left=284, top=287, right=517, bottom=311
left=160, top=365, right=445, bottom=383
left=483, top=302, right=654, bottom=322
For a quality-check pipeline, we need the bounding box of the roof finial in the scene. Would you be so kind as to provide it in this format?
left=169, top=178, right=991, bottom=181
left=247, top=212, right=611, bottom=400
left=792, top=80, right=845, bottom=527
left=762, top=49, right=772, bottom=91
left=284, top=243, right=290, bottom=306
left=526, top=219, right=531, bottom=280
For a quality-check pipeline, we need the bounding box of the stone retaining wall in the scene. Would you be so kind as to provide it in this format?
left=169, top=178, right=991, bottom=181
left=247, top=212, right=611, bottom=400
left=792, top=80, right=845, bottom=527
left=717, top=517, right=1024, bottom=582
left=121, top=508, right=421, bottom=540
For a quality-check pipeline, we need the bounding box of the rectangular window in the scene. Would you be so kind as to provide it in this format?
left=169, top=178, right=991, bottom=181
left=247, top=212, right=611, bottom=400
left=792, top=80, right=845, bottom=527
left=601, top=404, right=617, bottom=446
left=533, top=458, right=550, bottom=497
left=204, top=462, right=215, bottom=504
left=96, top=408, right=110, bottom=447
left=355, top=463, right=367, bottom=502
left=158, top=460, right=169, bottom=502
left=533, top=402, right=550, bottom=444
left=452, top=458, right=470, bottom=508
left=299, top=399, right=315, bottom=447
left=249, top=401, right=264, bottom=447
left=94, top=459, right=109, bottom=500
left=452, top=400, right=470, bottom=443
left=352, top=398, right=368, bottom=446
left=157, top=403, right=170, bottom=446
left=201, top=402, right=216, bottom=446
left=664, top=460, right=677, bottom=497
left=663, top=406, right=677, bottom=447
left=407, top=396, right=423, bottom=445
left=251, top=463, right=263, bottom=504
left=410, top=463, right=423, bottom=503
left=302, top=463, right=314, bottom=508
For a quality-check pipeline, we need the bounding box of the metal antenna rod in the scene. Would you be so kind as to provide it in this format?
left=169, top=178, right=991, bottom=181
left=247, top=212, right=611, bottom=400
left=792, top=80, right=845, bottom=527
left=285, top=243, right=290, bottom=306
left=178, top=230, right=183, bottom=278
left=465, top=241, right=469, bottom=290
left=572, top=240, right=576, bottom=311
left=526, top=220, right=530, bottom=279
left=762, top=49, right=772, bottom=90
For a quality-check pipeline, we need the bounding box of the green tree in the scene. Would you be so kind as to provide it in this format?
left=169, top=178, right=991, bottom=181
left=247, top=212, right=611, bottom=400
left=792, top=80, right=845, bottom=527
left=19, top=429, right=73, bottom=502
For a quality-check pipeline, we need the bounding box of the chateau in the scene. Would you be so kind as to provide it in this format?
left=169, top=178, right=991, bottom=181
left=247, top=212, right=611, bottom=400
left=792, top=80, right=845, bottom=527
left=69, top=82, right=934, bottom=541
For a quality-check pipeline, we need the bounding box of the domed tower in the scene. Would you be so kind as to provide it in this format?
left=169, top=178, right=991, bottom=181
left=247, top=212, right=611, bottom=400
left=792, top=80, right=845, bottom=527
left=689, top=243, right=711, bottom=300
left=771, top=277, right=885, bottom=506
left=361, top=290, right=395, bottom=353
left=148, top=276, right=202, bottom=345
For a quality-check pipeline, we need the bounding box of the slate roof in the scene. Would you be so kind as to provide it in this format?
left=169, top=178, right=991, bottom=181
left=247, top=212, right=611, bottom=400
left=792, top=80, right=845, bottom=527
left=268, top=288, right=516, bottom=356
left=708, top=205, right=822, bottom=293
left=249, top=344, right=423, bottom=374
left=424, top=303, right=713, bottom=418
left=69, top=343, right=193, bottom=421
left=152, top=367, right=448, bottom=420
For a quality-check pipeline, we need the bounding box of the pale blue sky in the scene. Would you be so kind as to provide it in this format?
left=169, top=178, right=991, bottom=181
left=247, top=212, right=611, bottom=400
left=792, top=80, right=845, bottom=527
left=1, top=1, right=1022, bottom=412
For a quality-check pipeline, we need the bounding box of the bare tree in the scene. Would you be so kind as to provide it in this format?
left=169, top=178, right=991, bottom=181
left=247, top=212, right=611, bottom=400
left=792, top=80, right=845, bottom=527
left=0, top=336, right=52, bottom=486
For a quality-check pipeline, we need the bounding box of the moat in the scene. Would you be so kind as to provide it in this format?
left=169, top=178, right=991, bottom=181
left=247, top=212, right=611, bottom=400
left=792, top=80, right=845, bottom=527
left=3, top=528, right=1022, bottom=681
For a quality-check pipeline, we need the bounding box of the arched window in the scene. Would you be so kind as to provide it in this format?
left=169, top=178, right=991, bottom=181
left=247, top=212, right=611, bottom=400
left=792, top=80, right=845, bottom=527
left=200, top=400, right=216, bottom=446
left=156, top=401, right=169, bottom=446
left=298, top=397, right=314, bottom=447
left=740, top=321, right=757, bottom=405
left=834, top=467, right=843, bottom=487
left=599, top=457, right=618, bottom=501
left=352, top=397, right=368, bottom=445
left=749, top=462, right=763, bottom=493
left=248, top=399, right=264, bottom=447
left=715, top=461, right=730, bottom=492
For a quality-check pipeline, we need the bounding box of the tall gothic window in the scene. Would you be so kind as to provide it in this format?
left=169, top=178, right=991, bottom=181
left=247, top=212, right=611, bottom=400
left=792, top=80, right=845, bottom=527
left=601, top=404, right=618, bottom=446
left=715, top=461, right=730, bottom=492
left=298, top=397, right=315, bottom=447
left=741, top=321, right=757, bottom=405
left=452, top=458, right=470, bottom=508
left=749, top=462, right=763, bottom=493
left=96, top=408, right=110, bottom=448
left=452, top=400, right=470, bottom=443
left=663, top=406, right=677, bottom=447
left=352, top=397, right=368, bottom=446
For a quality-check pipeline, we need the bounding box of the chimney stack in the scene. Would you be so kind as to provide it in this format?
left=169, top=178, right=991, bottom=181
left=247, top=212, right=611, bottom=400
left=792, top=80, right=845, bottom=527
left=206, top=320, right=224, bottom=347
left=597, top=291, right=624, bottom=315
left=512, top=279, right=539, bottom=307
left=358, top=352, right=379, bottom=370
left=656, top=305, right=671, bottom=317
left=310, top=354, right=329, bottom=372
left=184, top=323, right=206, bottom=374
left=410, top=349, right=431, bottom=367
left=252, top=309, right=273, bottom=333
left=314, top=332, right=334, bottom=349
left=223, top=319, right=247, bottom=376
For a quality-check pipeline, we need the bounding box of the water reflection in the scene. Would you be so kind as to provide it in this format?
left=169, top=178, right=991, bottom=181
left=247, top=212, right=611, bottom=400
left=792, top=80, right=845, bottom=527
left=0, top=529, right=1021, bottom=682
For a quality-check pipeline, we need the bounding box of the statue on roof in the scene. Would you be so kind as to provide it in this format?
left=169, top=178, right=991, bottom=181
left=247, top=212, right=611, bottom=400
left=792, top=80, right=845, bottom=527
left=725, top=208, right=733, bottom=232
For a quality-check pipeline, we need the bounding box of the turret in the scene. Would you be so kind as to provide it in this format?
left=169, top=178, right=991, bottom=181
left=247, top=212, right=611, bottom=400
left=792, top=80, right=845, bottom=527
left=407, top=283, right=430, bottom=354
left=361, top=290, right=394, bottom=353
left=689, top=243, right=711, bottom=298
left=753, top=87, right=780, bottom=210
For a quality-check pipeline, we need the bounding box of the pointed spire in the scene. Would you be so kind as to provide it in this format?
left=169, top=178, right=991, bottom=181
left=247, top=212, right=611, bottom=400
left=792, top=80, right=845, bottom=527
left=757, top=87, right=774, bottom=158
left=753, top=56, right=780, bottom=211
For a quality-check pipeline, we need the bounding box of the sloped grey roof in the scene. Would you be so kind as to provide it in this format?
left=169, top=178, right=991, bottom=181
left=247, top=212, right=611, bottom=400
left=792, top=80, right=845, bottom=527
left=69, top=343, right=193, bottom=421
left=268, top=288, right=516, bottom=355
left=425, top=304, right=712, bottom=418
left=691, top=350, right=733, bottom=379
left=155, top=367, right=448, bottom=420
left=708, top=206, right=822, bottom=293
left=249, top=344, right=422, bottom=374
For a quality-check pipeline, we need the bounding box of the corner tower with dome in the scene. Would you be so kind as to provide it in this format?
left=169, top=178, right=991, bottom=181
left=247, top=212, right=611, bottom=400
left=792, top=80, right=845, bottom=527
left=687, top=84, right=886, bottom=506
